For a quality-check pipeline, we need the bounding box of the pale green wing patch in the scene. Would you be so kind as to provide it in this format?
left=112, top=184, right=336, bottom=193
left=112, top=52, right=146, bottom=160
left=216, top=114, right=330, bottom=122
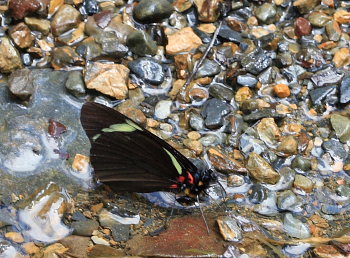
left=126, top=119, right=143, bottom=131
left=164, top=148, right=182, bottom=175
left=102, top=123, right=136, bottom=133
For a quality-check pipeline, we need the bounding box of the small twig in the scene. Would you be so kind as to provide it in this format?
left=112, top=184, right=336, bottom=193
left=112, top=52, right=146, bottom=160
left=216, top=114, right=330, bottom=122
left=180, top=21, right=223, bottom=99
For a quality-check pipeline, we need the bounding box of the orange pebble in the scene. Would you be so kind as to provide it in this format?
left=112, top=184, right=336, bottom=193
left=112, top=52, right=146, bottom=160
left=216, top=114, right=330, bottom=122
left=274, top=84, right=291, bottom=98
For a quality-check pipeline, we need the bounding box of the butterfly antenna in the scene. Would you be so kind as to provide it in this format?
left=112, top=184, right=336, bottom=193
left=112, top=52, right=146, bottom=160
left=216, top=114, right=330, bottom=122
left=197, top=195, right=210, bottom=235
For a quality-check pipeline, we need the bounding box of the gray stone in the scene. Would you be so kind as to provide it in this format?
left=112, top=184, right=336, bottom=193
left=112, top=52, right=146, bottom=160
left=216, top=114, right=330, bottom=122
left=208, top=84, right=234, bottom=101
left=330, top=114, right=350, bottom=143
left=126, top=31, right=158, bottom=57
left=283, top=213, right=310, bottom=239
left=322, top=139, right=348, bottom=160
left=133, top=0, right=174, bottom=23
left=194, top=59, right=221, bottom=79
left=128, top=57, right=164, bottom=85
left=201, top=98, right=231, bottom=129
left=309, top=85, right=336, bottom=104
left=72, top=220, right=99, bottom=237
left=340, top=74, right=350, bottom=104
left=237, top=74, right=258, bottom=87
left=65, top=71, right=86, bottom=98
left=241, top=49, right=272, bottom=75
left=255, top=3, right=276, bottom=23
left=8, top=68, right=34, bottom=100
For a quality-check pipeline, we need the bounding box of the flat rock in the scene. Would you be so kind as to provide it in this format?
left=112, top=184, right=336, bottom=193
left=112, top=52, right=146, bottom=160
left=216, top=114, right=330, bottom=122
left=126, top=216, right=226, bottom=256
left=58, top=235, right=90, bottom=258
left=85, top=62, right=129, bottom=99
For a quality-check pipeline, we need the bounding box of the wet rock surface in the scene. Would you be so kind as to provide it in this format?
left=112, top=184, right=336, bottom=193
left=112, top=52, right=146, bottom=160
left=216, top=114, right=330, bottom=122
left=0, top=0, right=349, bottom=257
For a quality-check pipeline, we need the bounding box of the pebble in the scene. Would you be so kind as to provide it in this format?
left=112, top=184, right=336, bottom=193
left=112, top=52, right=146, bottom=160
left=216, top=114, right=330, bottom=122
left=277, top=136, right=298, bottom=155
left=246, top=152, right=280, bottom=184
left=274, top=84, right=290, bottom=98
left=257, top=118, right=281, bottom=146
left=72, top=220, right=99, bottom=237
left=340, top=75, right=350, bottom=103
left=322, top=139, right=348, bottom=160
left=208, top=84, right=234, bottom=101
left=237, top=74, right=258, bottom=88
left=201, top=98, right=231, bottom=129
left=248, top=184, right=268, bottom=204
left=291, top=156, right=311, bottom=171
left=294, top=17, right=312, bottom=37
left=217, top=216, right=242, bottom=242
left=189, top=112, right=204, bottom=131
left=133, top=0, right=174, bottom=23
left=241, top=49, right=272, bottom=75
left=51, top=4, right=81, bottom=36
left=5, top=232, right=24, bottom=243
left=84, top=62, right=129, bottom=99
left=309, top=85, right=337, bottom=105
left=166, top=27, right=203, bottom=55
left=330, top=114, right=350, bottom=143
left=65, top=71, right=86, bottom=98
left=9, top=22, right=34, bottom=49
left=8, top=67, right=34, bottom=100
left=195, top=59, right=220, bottom=79
left=293, top=174, right=314, bottom=193
left=218, top=23, right=243, bottom=44
left=334, top=48, right=350, bottom=68
left=0, top=37, right=23, bottom=73
left=126, top=31, right=158, bottom=57
left=277, top=190, right=302, bottom=212
left=255, top=3, right=276, bottom=23
left=154, top=100, right=172, bottom=120
left=9, top=0, right=40, bottom=20
left=283, top=213, right=311, bottom=239
left=128, top=57, right=164, bottom=85
left=91, top=236, right=110, bottom=246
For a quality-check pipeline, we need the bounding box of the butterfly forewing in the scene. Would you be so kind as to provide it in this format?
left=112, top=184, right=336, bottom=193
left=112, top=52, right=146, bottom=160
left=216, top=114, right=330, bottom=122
left=80, top=102, right=198, bottom=193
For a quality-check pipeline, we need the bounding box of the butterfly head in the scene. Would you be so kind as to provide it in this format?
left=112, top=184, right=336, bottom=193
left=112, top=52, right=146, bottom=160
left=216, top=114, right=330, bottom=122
left=186, top=168, right=216, bottom=197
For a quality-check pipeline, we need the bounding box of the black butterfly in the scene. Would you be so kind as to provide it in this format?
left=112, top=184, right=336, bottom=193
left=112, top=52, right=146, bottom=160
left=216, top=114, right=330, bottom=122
left=80, top=102, right=215, bottom=200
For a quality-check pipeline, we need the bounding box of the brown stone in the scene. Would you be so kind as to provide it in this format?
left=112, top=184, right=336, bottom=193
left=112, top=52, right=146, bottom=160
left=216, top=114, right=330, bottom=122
left=207, top=148, right=247, bottom=174
left=9, top=22, right=34, bottom=49
left=246, top=152, right=280, bottom=184
left=257, top=118, right=281, bottom=145
left=333, top=48, right=350, bottom=68
left=277, top=135, right=298, bottom=155
left=194, top=0, right=221, bottom=22
left=334, top=9, right=350, bottom=24
left=9, top=0, right=40, bottom=19
left=293, top=0, right=320, bottom=14
left=274, top=83, right=291, bottom=98
left=166, top=27, right=202, bottom=55
left=169, top=79, right=185, bottom=100
left=58, top=236, right=90, bottom=258
left=25, top=17, right=51, bottom=35
left=227, top=17, right=247, bottom=32
left=295, top=17, right=312, bottom=37
left=51, top=4, right=81, bottom=36
left=91, top=203, right=104, bottom=214
left=326, top=20, right=341, bottom=41
left=48, top=0, right=64, bottom=16
left=57, top=22, right=85, bottom=45
left=188, top=87, right=209, bottom=100
left=173, top=0, right=193, bottom=12
left=5, top=232, right=24, bottom=243
left=293, top=174, right=314, bottom=193
left=51, top=46, right=85, bottom=69
left=84, top=62, right=129, bottom=99
left=198, top=23, right=216, bottom=33
left=313, top=245, right=346, bottom=258
left=93, top=10, right=114, bottom=29
left=22, top=242, right=40, bottom=255
left=122, top=107, right=147, bottom=126
left=235, top=87, right=253, bottom=102
left=0, top=37, right=23, bottom=73
left=72, top=154, right=89, bottom=173
left=174, top=54, right=190, bottom=79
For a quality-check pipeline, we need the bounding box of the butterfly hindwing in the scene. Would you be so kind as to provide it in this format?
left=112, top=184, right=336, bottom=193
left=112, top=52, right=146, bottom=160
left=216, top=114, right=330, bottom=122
left=80, top=102, right=198, bottom=193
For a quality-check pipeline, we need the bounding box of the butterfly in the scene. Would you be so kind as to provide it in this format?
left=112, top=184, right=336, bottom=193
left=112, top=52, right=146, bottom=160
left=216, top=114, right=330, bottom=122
left=80, top=102, right=215, bottom=202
